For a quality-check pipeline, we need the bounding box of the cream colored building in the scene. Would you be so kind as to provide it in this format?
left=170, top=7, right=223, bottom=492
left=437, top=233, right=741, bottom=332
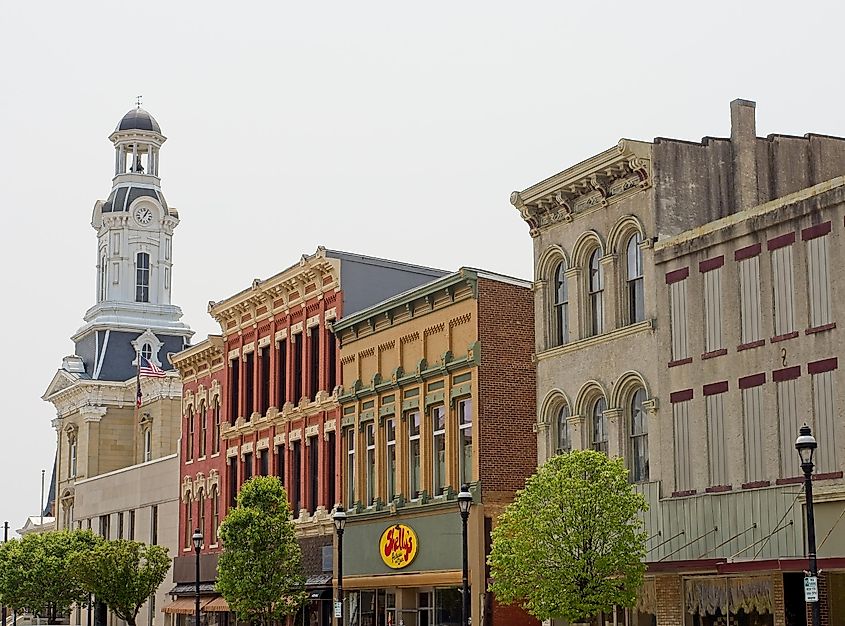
left=513, top=100, right=845, bottom=625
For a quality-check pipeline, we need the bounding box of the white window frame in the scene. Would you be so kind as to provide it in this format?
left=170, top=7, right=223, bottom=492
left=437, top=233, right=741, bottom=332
left=408, top=411, right=421, bottom=499
left=432, top=405, right=447, bottom=496
left=626, top=234, right=644, bottom=325
left=457, top=398, right=473, bottom=485
left=587, top=248, right=604, bottom=336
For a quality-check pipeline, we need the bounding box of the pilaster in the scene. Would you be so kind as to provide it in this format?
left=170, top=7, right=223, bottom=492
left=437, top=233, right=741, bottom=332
left=564, top=267, right=582, bottom=342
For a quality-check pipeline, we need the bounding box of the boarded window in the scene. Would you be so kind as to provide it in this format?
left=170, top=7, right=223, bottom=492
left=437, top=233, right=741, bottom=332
left=807, top=234, right=832, bottom=328
left=777, top=378, right=800, bottom=476
left=672, top=400, right=693, bottom=491
left=669, top=280, right=689, bottom=361
left=771, top=246, right=796, bottom=336
left=706, top=391, right=728, bottom=486
left=703, top=267, right=723, bottom=352
left=739, top=257, right=762, bottom=344
left=742, top=384, right=765, bottom=483
left=812, top=370, right=838, bottom=474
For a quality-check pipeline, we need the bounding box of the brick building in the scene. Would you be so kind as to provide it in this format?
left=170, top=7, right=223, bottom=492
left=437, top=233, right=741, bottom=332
left=333, top=268, right=537, bottom=626
left=170, top=247, right=445, bottom=626
left=512, top=100, right=845, bottom=624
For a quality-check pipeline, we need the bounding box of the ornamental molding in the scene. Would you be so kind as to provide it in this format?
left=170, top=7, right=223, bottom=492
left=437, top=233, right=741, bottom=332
left=535, top=319, right=654, bottom=362
left=511, top=140, right=652, bottom=237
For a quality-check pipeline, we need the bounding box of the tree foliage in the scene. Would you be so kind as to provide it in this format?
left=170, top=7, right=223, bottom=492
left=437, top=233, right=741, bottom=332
left=488, top=450, right=648, bottom=622
left=217, top=476, right=305, bottom=626
left=0, top=529, right=101, bottom=619
left=71, top=540, right=171, bottom=626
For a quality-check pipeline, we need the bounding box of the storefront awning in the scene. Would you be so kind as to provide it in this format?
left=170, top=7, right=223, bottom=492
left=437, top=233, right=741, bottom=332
left=305, top=573, right=332, bottom=588
left=202, top=596, right=230, bottom=613
left=162, top=597, right=212, bottom=614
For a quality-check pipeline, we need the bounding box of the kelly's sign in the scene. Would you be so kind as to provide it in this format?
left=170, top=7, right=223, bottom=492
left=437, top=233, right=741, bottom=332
left=379, top=523, right=418, bottom=569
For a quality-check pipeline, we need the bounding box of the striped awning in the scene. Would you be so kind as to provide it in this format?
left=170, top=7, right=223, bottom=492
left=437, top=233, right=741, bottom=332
left=162, top=597, right=212, bottom=614
left=202, top=596, right=230, bottom=613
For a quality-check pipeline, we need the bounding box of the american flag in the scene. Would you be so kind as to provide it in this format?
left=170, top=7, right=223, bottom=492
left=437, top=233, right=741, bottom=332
left=140, top=357, right=167, bottom=378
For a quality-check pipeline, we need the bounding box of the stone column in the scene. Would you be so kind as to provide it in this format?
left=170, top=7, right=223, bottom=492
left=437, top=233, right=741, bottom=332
left=567, top=415, right=586, bottom=451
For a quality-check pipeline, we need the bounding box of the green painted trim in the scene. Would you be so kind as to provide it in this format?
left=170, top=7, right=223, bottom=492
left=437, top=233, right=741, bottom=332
left=424, top=390, right=445, bottom=407
left=341, top=415, right=355, bottom=428
left=450, top=382, right=472, bottom=399
left=403, top=387, right=420, bottom=398
left=378, top=404, right=396, bottom=418
left=426, top=380, right=445, bottom=392
left=401, top=398, right=420, bottom=411
left=346, top=481, right=481, bottom=518
left=452, top=372, right=472, bottom=384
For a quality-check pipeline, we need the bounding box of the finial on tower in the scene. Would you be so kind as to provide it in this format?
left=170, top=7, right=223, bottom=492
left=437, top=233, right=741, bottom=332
left=135, top=95, right=143, bottom=108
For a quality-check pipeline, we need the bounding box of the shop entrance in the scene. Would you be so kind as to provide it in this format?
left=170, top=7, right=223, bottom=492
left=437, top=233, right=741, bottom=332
left=346, top=587, right=462, bottom=626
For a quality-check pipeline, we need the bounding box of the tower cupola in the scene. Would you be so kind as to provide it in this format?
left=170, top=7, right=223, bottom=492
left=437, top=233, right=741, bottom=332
left=109, top=104, right=165, bottom=178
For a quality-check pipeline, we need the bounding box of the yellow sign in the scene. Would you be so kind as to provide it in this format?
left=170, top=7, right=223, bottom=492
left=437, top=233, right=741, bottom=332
left=379, top=524, right=419, bottom=569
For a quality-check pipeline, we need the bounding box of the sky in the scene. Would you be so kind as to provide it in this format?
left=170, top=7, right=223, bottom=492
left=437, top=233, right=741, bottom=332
left=1, top=0, right=844, bottom=533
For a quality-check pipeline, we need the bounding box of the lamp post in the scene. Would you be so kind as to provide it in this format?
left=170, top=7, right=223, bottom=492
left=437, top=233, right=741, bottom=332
left=333, top=507, right=347, bottom=626
left=192, top=528, right=203, bottom=626
left=457, top=485, right=472, bottom=626
left=796, top=424, right=820, bottom=626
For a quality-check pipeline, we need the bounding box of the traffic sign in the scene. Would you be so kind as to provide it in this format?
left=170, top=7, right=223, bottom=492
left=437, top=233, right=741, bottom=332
left=334, top=601, right=343, bottom=618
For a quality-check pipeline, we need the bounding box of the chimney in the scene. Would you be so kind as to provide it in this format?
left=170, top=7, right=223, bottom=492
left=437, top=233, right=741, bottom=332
left=731, top=99, right=759, bottom=211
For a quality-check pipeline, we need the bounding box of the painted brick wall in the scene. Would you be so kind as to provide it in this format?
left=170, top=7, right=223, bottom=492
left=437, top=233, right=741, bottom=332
left=477, top=277, right=537, bottom=503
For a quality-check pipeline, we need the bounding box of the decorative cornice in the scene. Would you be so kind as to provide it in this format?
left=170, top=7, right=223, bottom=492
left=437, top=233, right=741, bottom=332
left=170, top=335, right=224, bottom=376
left=535, top=319, right=654, bottom=362
left=511, top=139, right=652, bottom=237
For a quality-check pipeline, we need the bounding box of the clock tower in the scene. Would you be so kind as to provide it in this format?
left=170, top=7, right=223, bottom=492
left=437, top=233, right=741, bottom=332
left=72, top=105, right=193, bottom=381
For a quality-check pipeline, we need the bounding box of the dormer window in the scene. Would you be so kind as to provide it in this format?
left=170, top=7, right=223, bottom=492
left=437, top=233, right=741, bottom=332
left=141, top=343, right=152, bottom=362
left=136, top=252, right=150, bottom=303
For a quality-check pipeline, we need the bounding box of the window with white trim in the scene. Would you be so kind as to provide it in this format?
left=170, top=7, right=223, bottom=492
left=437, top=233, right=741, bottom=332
left=458, top=398, right=473, bottom=485
left=556, top=405, right=571, bottom=454
left=590, top=397, right=608, bottom=454
left=345, top=426, right=355, bottom=507
left=365, top=422, right=376, bottom=506
left=211, top=487, right=220, bottom=544
left=212, top=397, right=221, bottom=455
left=143, top=429, right=152, bottom=462
left=385, top=418, right=396, bottom=502
left=432, top=405, right=447, bottom=496
left=626, top=234, right=644, bottom=324
left=630, top=389, right=648, bottom=482
left=135, top=252, right=150, bottom=303
left=408, top=410, right=421, bottom=499
left=739, top=256, right=762, bottom=344
left=99, top=254, right=108, bottom=301
left=552, top=261, right=568, bottom=346
left=807, top=233, right=832, bottom=328
left=588, top=249, right=604, bottom=336
left=771, top=245, right=796, bottom=336
left=69, top=437, right=78, bottom=478
left=186, top=407, right=194, bottom=461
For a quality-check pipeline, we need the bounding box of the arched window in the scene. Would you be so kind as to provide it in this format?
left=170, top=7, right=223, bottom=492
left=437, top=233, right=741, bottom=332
left=212, top=397, right=221, bottom=455
left=144, top=429, right=152, bottom=462
left=197, top=488, right=206, bottom=541
left=556, top=405, right=571, bottom=454
left=211, top=487, right=220, bottom=544
left=135, top=252, right=150, bottom=303
left=630, top=388, right=648, bottom=482
left=626, top=234, right=644, bottom=324
left=99, top=255, right=108, bottom=302
left=591, top=397, right=608, bottom=454
left=552, top=261, right=569, bottom=346
left=186, top=407, right=195, bottom=461
left=199, top=400, right=208, bottom=458
left=69, top=438, right=78, bottom=478
left=588, top=249, right=604, bottom=336
left=141, top=343, right=152, bottom=363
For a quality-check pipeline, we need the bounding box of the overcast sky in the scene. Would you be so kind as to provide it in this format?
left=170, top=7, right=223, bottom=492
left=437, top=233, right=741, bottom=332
left=1, top=0, right=843, bottom=533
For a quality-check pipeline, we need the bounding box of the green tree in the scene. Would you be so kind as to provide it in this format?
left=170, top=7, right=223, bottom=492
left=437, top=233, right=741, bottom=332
left=71, top=539, right=171, bottom=626
left=217, top=476, right=305, bottom=626
left=488, top=450, right=648, bottom=623
left=0, top=529, right=101, bottom=621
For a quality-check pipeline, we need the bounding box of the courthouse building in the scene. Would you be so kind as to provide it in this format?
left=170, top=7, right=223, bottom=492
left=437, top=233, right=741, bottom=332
left=512, top=100, right=845, bottom=625
left=170, top=248, right=445, bottom=626
left=43, top=105, right=191, bottom=626
left=333, top=268, right=537, bottom=626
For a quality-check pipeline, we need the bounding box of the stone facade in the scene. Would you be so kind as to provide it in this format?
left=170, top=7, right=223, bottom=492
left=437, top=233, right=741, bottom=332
left=514, top=100, right=845, bottom=624
left=333, top=268, right=537, bottom=626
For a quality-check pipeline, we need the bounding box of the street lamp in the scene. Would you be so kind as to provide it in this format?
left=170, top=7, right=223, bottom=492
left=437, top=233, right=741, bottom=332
left=333, top=506, right=347, bottom=626
left=192, top=528, right=203, bottom=626
left=457, top=485, right=472, bottom=626
left=796, top=424, right=820, bottom=626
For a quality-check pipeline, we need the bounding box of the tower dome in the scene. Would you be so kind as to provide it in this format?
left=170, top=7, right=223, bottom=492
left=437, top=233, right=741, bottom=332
left=115, top=107, right=162, bottom=134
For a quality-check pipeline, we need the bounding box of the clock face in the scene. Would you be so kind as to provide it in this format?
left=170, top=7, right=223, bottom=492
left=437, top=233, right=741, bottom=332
left=135, top=206, right=154, bottom=226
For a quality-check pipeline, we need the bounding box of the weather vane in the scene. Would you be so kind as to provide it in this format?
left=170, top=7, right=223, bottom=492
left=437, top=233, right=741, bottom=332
left=135, top=95, right=143, bottom=108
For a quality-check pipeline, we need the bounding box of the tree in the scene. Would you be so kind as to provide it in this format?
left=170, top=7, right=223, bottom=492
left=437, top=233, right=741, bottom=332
left=71, top=539, right=171, bottom=626
left=488, top=450, right=648, bottom=623
left=0, top=529, right=101, bottom=621
left=217, top=476, right=305, bottom=626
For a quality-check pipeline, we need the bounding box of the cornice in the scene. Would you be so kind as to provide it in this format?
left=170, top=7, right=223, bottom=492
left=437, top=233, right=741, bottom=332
left=535, top=319, right=654, bottom=362
left=170, top=335, right=224, bottom=374
left=222, top=394, right=340, bottom=440
left=511, top=139, right=653, bottom=237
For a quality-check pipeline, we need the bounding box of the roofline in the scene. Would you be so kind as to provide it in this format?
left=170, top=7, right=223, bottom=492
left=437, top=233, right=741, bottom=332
left=169, top=335, right=223, bottom=366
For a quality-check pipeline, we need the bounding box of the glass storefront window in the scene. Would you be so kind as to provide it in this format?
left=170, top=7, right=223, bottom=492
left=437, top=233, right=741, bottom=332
left=435, top=588, right=461, bottom=626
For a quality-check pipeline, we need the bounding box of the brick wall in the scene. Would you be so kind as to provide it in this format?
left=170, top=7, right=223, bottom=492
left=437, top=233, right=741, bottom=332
left=655, top=575, right=683, bottom=626
left=477, top=277, right=537, bottom=504
left=806, top=571, right=829, bottom=626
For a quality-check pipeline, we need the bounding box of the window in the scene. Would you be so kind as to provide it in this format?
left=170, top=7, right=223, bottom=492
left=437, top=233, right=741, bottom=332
left=741, top=375, right=765, bottom=483
left=309, top=327, right=320, bottom=400
left=290, top=440, right=301, bottom=515
left=588, top=249, right=604, bottom=336
left=811, top=363, right=838, bottom=473
left=277, top=340, right=287, bottom=407
left=326, top=431, right=336, bottom=506
left=672, top=395, right=693, bottom=492
left=197, top=489, right=205, bottom=540
left=385, top=418, right=396, bottom=501
left=245, top=351, right=254, bottom=419
left=211, top=488, right=220, bottom=544
left=630, top=389, right=648, bottom=482
left=432, top=406, right=447, bottom=496
left=259, top=448, right=269, bottom=476
left=668, top=270, right=690, bottom=361
left=806, top=232, right=832, bottom=328
left=117, top=511, right=124, bottom=539
left=703, top=264, right=724, bottom=353
left=293, top=335, right=304, bottom=403
left=590, top=398, right=607, bottom=454
left=308, top=437, right=318, bottom=513
left=141, top=343, right=152, bottom=362
left=243, top=452, right=253, bottom=482
left=199, top=401, right=207, bottom=457
left=365, top=424, right=376, bottom=506
left=184, top=500, right=192, bottom=549
left=276, top=444, right=285, bottom=485
left=186, top=407, right=194, bottom=461
left=705, top=385, right=728, bottom=486
left=408, top=411, right=421, bottom=499
left=230, top=358, right=240, bottom=422
left=771, top=243, right=796, bottom=336
left=552, top=261, right=569, bottom=345
left=259, top=346, right=270, bottom=414
left=99, top=255, right=107, bottom=301
left=128, top=510, right=135, bottom=540
left=458, top=398, right=473, bottom=485
left=327, top=331, right=337, bottom=392
left=556, top=405, right=571, bottom=454
left=212, top=397, right=221, bottom=454
left=228, top=456, right=238, bottom=509
left=776, top=373, right=800, bottom=476
left=69, top=438, right=78, bottom=478
left=346, top=427, right=356, bottom=507
left=626, top=234, right=644, bottom=324
left=738, top=256, right=762, bottom=345
left=135, top=252, right=150, bottom=303
left=144, top=429, right=152, bottom=462
left=100, top=514, right=110, bottom=539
